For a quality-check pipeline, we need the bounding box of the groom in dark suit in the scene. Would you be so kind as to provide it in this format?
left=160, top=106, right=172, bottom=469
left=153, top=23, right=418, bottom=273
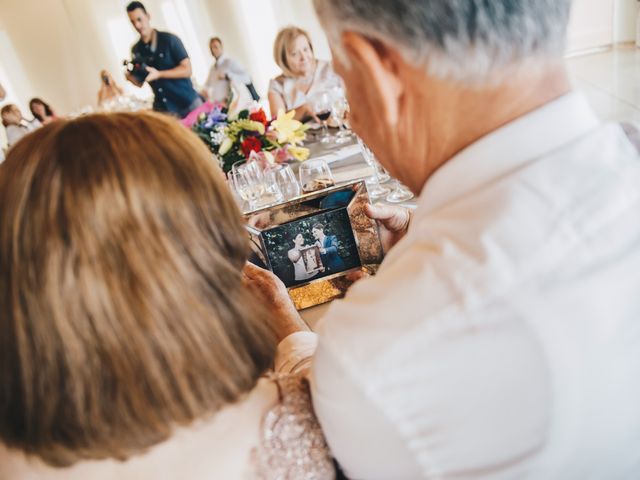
left=312, top=223, right=345, bottom=273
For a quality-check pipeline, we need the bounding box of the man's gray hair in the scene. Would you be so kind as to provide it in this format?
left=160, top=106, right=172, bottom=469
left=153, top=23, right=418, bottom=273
left=313, top=0, right=572, bottom=83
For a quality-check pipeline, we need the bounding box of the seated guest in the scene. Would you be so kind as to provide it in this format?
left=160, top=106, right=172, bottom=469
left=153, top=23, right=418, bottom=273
left=251, top=0, right=640, bottom=478
left=268, top=26, right=341, bottom=121
left=0, top=112, right=334, bottom=479
left=29, top=97, right=57, bottom=124
left=203, top=37, right=256, bottom=104
left=97, top=69, right=125, bottom=105
left=1, top=104, right=40, bottom=147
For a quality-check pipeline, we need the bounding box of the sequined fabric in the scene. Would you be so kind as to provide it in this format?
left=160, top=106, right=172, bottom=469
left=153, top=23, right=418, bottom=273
left=250, top=373, right=335, bottom=479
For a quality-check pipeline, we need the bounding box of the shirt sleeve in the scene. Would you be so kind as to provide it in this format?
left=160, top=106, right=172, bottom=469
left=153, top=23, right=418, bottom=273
left=169, top=34, right=189, bottom=63
left=224, top=58, right=251, bottom=85
left=204, top=65, right=215, bottom=90
left=274, top=331, right=318, bottom=375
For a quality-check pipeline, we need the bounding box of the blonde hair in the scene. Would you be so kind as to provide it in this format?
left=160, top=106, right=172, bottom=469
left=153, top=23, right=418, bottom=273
left=273, top=26, right=314, bottom=77
left=0, top=112, right=278, bottom=466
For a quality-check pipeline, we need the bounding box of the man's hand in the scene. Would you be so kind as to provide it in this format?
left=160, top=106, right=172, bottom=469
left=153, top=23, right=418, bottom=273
left=243, top=263, right=310, bottom=342
left=365, top=203, right=412, bottom=253
left=145, top=66, right=162, bottom=83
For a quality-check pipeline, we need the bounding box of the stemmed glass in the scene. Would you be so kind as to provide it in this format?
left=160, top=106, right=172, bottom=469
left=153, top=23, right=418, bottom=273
left=330, top=89, right=351, bottom=144
left=386, top=179, right=414, bottom=203
left=230, top=160, right=265, bottom=211
left=299, top=159, right=335, bottom=193
left=311, top=92, right=333, bottom=144
left=356, top=136, right=390, bottom=198
left=265, top=164, right=301, bottom=200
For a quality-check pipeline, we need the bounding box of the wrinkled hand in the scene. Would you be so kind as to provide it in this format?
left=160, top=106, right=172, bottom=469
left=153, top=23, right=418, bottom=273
left=365, top=203, right=412, bottom=253
left=145, top=66, right=162, bottom=83
left=242, top=262, right=310, bottom=342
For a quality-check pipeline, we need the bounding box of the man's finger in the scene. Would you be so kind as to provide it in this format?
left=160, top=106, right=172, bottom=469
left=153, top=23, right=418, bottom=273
left=365, top=203, right=398, bottom=221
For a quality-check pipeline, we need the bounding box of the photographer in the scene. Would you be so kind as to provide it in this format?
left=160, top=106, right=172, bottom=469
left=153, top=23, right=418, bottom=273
left=125, top=1, right=202, bottom=118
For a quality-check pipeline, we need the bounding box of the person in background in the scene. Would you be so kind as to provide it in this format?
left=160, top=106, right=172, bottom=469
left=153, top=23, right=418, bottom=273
left=1, top=104, right=41, bottom=147
left=97, top=69, right=125, bottom=105
left=268, top=26, right=341, bottom=121
left=250, top=0, right=640, bottom=478
left=29, top=97, right=57, bottom=124
left=203, top=36, right=256, bottom=104
left=0, top=112, right=334, bottom=480
left=125, top=1, right=203, bottom=118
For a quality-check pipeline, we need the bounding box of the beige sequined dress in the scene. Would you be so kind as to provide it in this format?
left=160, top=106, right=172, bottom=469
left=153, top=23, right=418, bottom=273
left=250, top=373, right=335, bottom=480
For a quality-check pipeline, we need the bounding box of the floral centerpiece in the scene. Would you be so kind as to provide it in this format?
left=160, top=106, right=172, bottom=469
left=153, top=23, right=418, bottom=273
left=192, top=103, right=310, bottom=173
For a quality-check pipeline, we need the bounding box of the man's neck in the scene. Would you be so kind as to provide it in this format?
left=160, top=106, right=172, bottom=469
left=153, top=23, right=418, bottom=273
left=141, top=28, right=155, bottom=44
left=400, top=62, right=572, bottom=193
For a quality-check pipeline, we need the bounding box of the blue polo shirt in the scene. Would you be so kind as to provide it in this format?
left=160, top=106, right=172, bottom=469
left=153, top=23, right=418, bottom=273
left=132, top=30, right=200, bottom=116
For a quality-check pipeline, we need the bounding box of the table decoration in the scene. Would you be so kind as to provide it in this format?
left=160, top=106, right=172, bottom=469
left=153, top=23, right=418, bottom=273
left=192, top=103, right=311, bottom=173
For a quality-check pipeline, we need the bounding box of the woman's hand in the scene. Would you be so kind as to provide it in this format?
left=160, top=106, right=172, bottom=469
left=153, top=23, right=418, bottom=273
left=242, top=263, right=310, bottom=342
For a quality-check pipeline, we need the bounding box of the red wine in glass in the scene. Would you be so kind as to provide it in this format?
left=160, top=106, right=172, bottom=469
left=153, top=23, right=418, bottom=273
left=316, top=110, right=331, bottom=121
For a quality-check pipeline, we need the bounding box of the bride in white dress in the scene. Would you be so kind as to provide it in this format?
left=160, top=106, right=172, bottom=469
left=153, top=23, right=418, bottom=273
left=288, top=233, right=322, bottom=281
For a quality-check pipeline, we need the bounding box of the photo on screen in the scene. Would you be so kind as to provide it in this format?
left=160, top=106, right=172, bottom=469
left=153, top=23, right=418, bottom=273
left=261, top=208, right=361, bottom=288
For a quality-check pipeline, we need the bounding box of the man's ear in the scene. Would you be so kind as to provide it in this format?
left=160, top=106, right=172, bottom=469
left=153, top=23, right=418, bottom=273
left=340, top=31, right=404, bottom=127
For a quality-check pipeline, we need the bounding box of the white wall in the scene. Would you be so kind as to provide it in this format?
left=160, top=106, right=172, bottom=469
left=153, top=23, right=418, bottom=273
left=567, top=0, right=615, bottom=52
left=613, top=0, right=640, bottom=43
left=567, top=0, right=639, bottom=52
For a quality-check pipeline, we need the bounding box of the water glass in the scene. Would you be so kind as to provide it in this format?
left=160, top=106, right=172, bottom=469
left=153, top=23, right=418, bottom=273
left=386, top=179, right=414, bottom=203
left=356, top=136, right=390, bottom=198
left=231, top=160, right=265, bottom=210
left=266, top=164, right=301, bottom=200
left=299, top=159, right=335, bottom=193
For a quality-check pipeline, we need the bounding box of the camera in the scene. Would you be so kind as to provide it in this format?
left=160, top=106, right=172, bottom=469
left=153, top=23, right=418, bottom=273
left=123, top=58, right=149, bottom=83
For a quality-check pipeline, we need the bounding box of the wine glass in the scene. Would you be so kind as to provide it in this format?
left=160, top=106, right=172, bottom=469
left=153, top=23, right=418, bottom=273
left=375, top=160, right=391, bottom=184
left=231, top=160, right=265, bottom=211
left=311, top=92, right=333, bottom=144
left=299, top=159, right=335, bottom=193
left=386, top=179, right=414, bottom=203
left=330, top=89, right=352, bottom=143
left=266, top=164, right=301, bottom=200
left=356, top=136, right=390, bottom=198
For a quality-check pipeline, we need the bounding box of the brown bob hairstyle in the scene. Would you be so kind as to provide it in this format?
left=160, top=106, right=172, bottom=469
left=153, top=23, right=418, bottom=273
left=273, top=26, right=315, bottom=77
left=0, top=112, right=277, bottom=466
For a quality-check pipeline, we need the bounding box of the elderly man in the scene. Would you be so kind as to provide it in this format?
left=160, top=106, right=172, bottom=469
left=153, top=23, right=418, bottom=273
left=246, top=1, right=640, bottom=478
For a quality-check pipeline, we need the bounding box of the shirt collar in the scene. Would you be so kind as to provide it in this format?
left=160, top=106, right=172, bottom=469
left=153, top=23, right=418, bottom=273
left=415, top=92, right=601, bottom=216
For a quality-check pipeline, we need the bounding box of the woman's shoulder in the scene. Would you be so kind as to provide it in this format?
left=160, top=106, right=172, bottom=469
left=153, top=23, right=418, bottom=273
left=250, top=373, right=335, bottom=479
left=268, top=74, right=288, bottom=94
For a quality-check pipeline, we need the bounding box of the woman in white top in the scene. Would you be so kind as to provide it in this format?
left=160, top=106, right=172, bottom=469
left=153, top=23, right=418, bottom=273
left=1, top=104, right=41, bottom=147
left=0, top=112, right=335, bottom=480
left=268, top=26, right=342, bottom=121
left=289, top=233, right=324, bottom=282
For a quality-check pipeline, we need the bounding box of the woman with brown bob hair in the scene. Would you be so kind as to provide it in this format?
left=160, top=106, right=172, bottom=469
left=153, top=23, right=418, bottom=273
left=0, top=112, right=333, bottom=479
left=268, top=26, right=342, bottom=121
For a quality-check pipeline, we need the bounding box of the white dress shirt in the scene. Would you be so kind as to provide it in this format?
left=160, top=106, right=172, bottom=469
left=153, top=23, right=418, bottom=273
left=204, top=55, right=251, bottom=103
left=295, top=92, right=640, bottom=479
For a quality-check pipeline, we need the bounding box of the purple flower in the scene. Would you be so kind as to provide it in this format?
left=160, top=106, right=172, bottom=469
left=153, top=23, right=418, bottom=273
left=203, top=106, right=227, bottom=129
